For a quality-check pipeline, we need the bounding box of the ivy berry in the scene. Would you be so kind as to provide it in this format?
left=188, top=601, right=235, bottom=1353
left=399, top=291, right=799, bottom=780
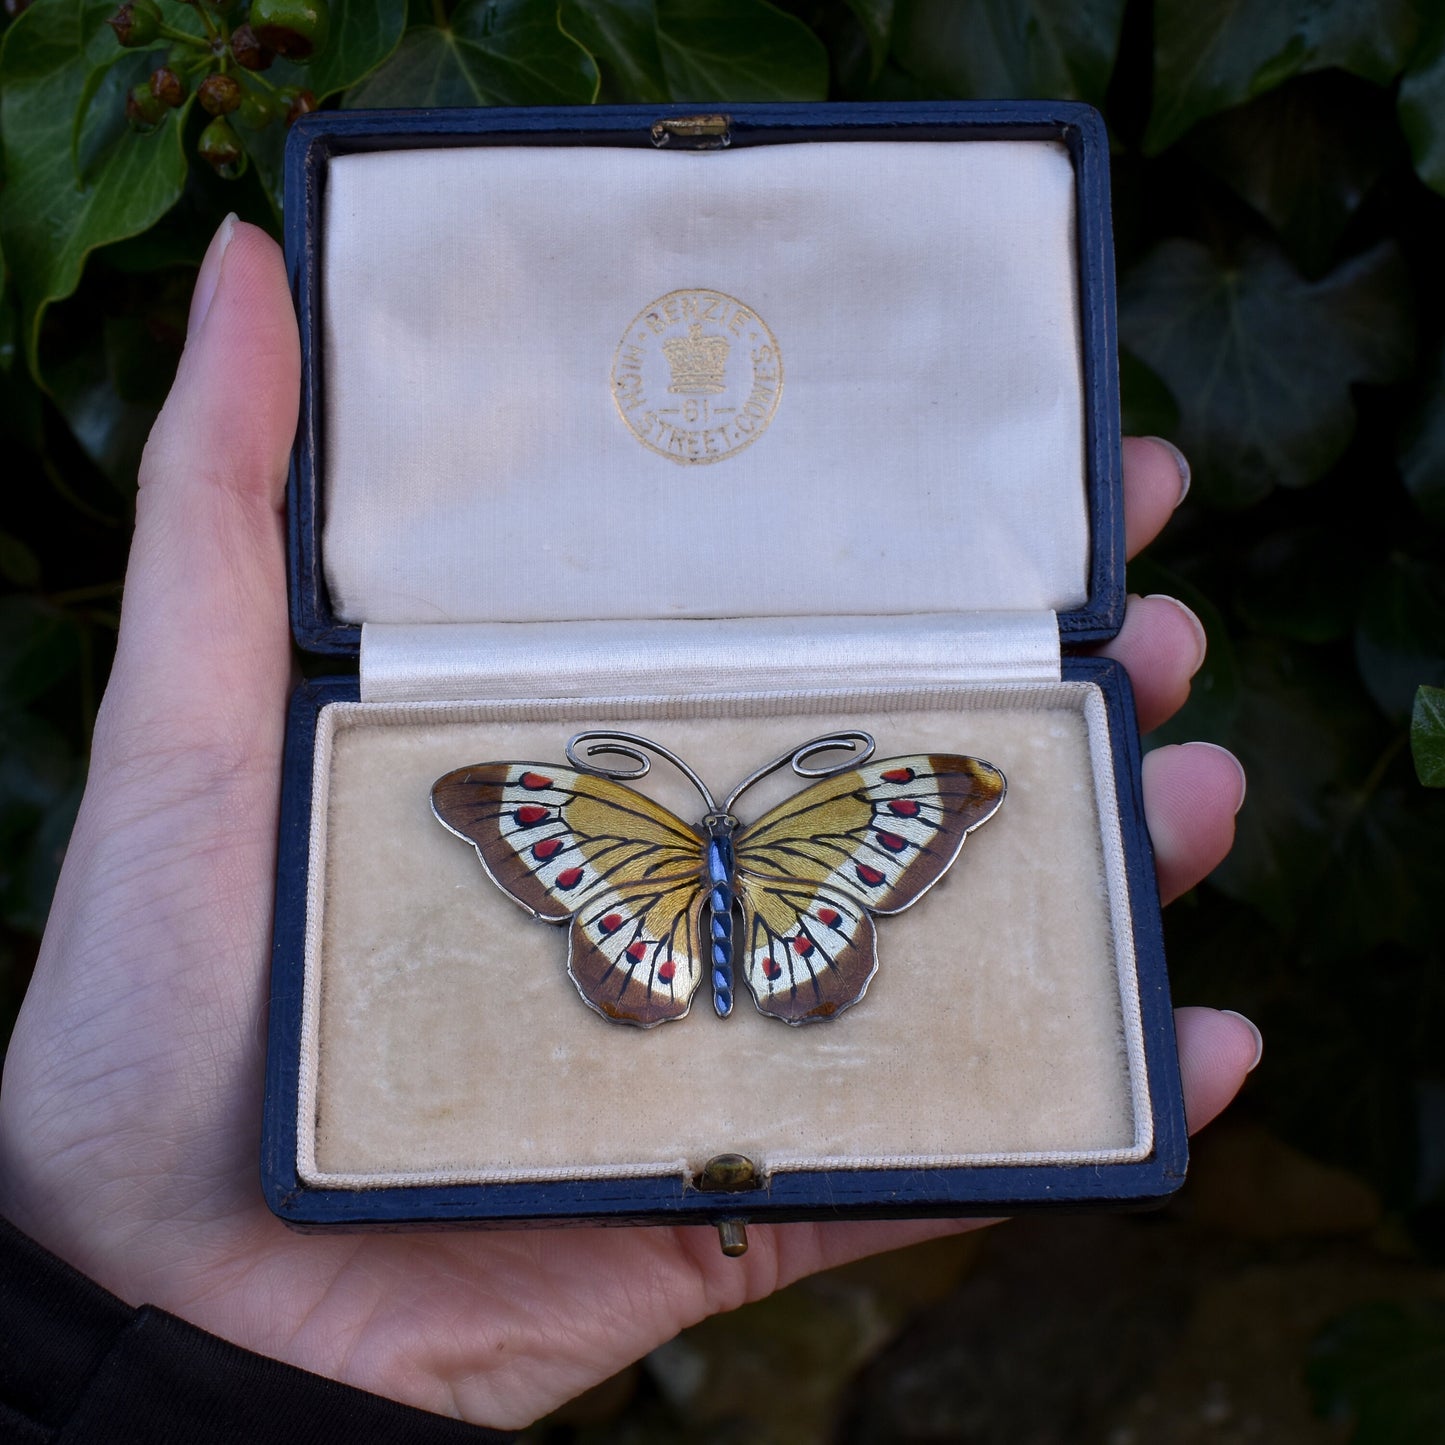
left=247, top=0, right=329, bottom=61
left=198, top=73, right=243, bottom=115
left=107, top=0, right=162, bottom=46
left=149, top=67, right=188, bottom=107
left=280, top=87, right=317, bottom=125
left=125, top=81, right=167, bottom=132
left=229, top=22, right=275, bottom=70
left=198, top=117, right=246, bottom=178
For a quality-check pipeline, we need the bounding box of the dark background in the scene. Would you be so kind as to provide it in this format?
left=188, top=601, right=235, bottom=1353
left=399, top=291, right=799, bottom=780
left=2, top=0, right=1443, bottom=1439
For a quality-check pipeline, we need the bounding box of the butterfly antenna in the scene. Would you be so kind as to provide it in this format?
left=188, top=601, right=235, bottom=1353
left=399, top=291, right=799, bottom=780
left=721, top=730, right=876, bottom=813
left=566, top=730, right=720, bottom=814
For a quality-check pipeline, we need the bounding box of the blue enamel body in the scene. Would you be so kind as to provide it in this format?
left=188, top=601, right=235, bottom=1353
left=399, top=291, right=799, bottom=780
left=704, top=824, right=737, bottom=1016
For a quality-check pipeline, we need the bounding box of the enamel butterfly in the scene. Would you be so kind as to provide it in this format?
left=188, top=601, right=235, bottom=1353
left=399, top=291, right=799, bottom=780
left=431, top=731, right=1005, bottom=1028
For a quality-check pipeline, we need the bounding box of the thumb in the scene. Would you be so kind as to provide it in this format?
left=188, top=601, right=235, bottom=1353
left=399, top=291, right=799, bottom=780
left=94, top=216, right=299, bottom=778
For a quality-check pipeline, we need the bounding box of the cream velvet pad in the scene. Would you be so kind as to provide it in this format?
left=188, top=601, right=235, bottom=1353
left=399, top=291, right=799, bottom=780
left=320, top=140, right=1088, bottom=627
left=298, top=685, right=1151, bottom=1187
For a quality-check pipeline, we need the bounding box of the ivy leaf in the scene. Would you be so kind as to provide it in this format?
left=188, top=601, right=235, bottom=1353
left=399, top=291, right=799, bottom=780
left=0, top=598, right=83, bottom=709
left=48, top=308, right=181, bottom=492
left=1355, top=556, right=1445, bottom=719
left=1148, top=0, right=1422, bottom=154
left=243, top=0, right=408, bottom=216
left=0, top=0, right=192, bottom=379
left=344, top=0, right=599, bottom=108
left=68, top=46, right=124, bottom=181
left=557, top=0, right=668, bottom=102
left=0, top=532, right=40, bottom=588
left=890, top=0, right=1124, bottom=106
left=276, top=0, right=408, bottom=101
left=1117, top=349, right=1179, bottom=439
left=1414, top=686, right=1445, bottom=786
left=1400, top=346, right=1445, bottom=527
left=651, top=0, right=827, bottom=102
left=1308, top=1301, right=1445, bottom=1444
left=1316, top=783, right=1445, bottom=958
left=1399, top=7, right=1445, bottom=195
left=842, top=0, right=894, bottom=77
left=1234, top=522, right=1366, bottom=645
left=1117, top=239, right=1413, bottom=507
left=1185, top=74, right=1391, bottom=278
left=1205, top=639, right=1376, bottom=933
left=559, top=0, right=827, bottom=102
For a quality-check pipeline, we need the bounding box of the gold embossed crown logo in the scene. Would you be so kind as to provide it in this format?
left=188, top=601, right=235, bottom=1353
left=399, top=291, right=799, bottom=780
left=663, top=323, right=729, bottom=395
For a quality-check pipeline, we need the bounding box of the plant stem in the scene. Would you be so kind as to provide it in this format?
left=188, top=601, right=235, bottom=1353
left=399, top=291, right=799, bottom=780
left=432, top=0, right=448, bottom=28
left=158, top=23, right=208, bottom=48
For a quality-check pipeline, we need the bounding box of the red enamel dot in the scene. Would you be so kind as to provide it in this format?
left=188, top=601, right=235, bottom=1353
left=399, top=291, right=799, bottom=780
left=532, top=837, right=564, bottom=860
left=625, top=941, right=648, bottom=963
left=792, top=936, right=814, bottom=957
left=856, top=864, right=886, bottom=887
left=876, top=830, right=907, bottom=853
left=556, top=867, right=583, bottom=889
left=888, top=799, right=921, bottom=818
left=762, top=958, right=782, bottom=980
left=600, top=913, right=623, bottom=934
left=658, top=960, right=677, bottom=983
left=515, top=804, right=549, bottom=826
left=881, top=767, right=915, bottom=784
left=817, top=908, right=841, bottom=926
left=519, top=771, right=553, bottom=791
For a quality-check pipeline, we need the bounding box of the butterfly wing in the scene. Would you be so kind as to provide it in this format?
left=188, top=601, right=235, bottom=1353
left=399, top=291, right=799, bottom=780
left=733, top=754, right=1005, bottom=1024
left=431, top=762, right=706, bottom=1026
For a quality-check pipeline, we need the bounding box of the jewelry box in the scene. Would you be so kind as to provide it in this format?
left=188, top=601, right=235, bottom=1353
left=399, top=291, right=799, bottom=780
left=262, top=102, right=1186, bottom=1246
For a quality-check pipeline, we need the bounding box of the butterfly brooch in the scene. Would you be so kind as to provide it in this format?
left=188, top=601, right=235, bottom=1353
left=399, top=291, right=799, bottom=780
left=431, top=731, right=1005, bottom=1028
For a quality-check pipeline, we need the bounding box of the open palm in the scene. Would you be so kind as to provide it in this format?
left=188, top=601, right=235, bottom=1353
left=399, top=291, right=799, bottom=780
left=0, top=222, right=1258, bottom=1431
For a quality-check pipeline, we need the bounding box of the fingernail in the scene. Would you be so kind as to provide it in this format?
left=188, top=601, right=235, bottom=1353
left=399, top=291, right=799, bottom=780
left=188, top=213, right=237, bottom=340
left=1182, top=741, right=1247, bottom=813
left=1220, top=1010, right=1264, bottom=1072
left=1143, top=436, right=1191, bottom=506
left=1145, top=594, right=1208, bottom=677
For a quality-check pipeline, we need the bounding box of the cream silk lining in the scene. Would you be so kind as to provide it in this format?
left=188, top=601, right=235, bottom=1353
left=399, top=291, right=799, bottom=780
left=297, top=685, right=1151, bottom=1187
left=320, top=140, right=1089, bottom=627
left=359, top=611, right=1062, bottom=701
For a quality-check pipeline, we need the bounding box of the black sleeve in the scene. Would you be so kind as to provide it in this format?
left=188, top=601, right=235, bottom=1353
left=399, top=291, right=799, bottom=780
left=0, top=1218, right=515, bottom=1444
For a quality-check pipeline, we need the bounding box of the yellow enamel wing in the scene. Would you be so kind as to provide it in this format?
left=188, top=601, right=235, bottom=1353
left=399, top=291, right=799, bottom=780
left=431, top=731, right=1005, bottom=1028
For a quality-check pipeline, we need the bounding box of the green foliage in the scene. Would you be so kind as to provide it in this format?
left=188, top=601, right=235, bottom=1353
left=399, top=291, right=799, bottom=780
left=1308, top=1300, right=1445, bottom=1443
left=1399, top=5, right=1445, bottom=196
left=1118, top=239, right=1412, bottom=506
left=347, top=0, right=598, bottom=109
left=1147, top=0, right=1422, bottom=154
left=0, top=0, right=195, bottom=375
left=1412, top=685, right=1445, bottom=784
left=3, top=0, right=1445, bottom=1427
left=889, top=0, right=1124, bottom=106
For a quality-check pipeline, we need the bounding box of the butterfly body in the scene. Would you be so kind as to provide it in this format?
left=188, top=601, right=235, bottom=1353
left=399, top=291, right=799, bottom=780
left=431, top=735, right=1005, bottom=1028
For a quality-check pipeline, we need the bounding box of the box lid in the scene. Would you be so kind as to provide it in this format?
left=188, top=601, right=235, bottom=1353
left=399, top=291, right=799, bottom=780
left=286, top=102, right=1123, bottom=659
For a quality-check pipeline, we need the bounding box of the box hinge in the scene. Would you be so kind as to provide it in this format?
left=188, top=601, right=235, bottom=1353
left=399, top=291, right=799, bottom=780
left=651, top=113, right=731, bottom=149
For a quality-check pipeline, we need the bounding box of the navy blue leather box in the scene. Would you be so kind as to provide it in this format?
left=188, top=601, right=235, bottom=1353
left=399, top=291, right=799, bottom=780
left=263, top=101, right=1186, bottom=1236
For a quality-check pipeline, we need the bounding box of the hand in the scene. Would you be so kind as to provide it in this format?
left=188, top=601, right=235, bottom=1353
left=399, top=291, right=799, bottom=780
left=0, top=221, right=1259, bottom=1430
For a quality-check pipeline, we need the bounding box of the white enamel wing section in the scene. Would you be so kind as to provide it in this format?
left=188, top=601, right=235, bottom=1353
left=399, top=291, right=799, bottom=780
left=571, top=886, right=704, bottom=1013
left=740, top=886, right=874, bottom=1006
left=751, top=757, right=964, bottom=912
left=491, top=767, right=604, bottom=918
left=849, top=760, right=961, bottom=908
